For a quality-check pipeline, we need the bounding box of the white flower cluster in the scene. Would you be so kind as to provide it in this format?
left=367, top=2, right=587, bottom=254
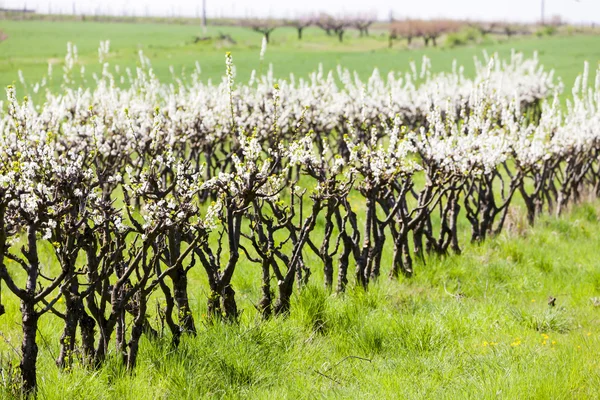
left=4, top=45, right=600, bottom=381
left=3, top=43, right=599, bottom=241
left=1, top=44, right=599, bottom=271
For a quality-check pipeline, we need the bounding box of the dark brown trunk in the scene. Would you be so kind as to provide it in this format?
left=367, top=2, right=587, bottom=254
left=207, top=292, right=221, bottom=320
left=369, top=222, right=385, bottom=281
left=126, top=300, right=146, bottom=370
left=450, top=197, right=461, bottom=253
left=222, top=285, right=238, bottom=320
left=20, top=225, right=40, bottom=394
left=336, top=238, right=351, bottom=293
left=334, top=208, right=352, bottom=293
left=168, top=230, right=196, bottom=334
left=158, top=278, right=182, bottom=346
left=274, top=279, right=294, bottom=316
left=258, top=260, right=272, bottom=318
left=79, top=311, right=96, bottom=363
left=322, top=204, right=335, bottom=289
left=116, top=310, right=126, bottom=364
left=323, top=256, right=334, bottom=290
left=356, top=196, right=374, bottom=288
left=56, top=294, right=79, bottom=369
left=172, top=269, right=196, bottom=334
left=390, top=228, right=412, bottom=278
left=20, top=301, right=39, bottom=395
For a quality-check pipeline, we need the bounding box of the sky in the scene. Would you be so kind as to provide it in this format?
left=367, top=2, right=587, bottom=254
left=1, top=0, right=599, bottom=24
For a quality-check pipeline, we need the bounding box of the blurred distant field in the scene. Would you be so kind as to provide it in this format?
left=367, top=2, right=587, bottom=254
left=1, top=19, right=600, bottom=96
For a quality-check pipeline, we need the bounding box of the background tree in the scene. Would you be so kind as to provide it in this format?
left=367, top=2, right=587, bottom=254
left=241, top=18, right=282, bottom=43
left=315, top=13, right=350, bottom=42
left=422, top=20, right=462, bottom=46
left=351, top=12, right=377, bottom=37
left=287, top=15, right=313, bottom=40
left=389, top=19, right=418, bottom=47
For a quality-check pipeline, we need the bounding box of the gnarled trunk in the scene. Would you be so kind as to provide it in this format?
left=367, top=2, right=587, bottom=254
left=20, top=300, right=39, bottom=395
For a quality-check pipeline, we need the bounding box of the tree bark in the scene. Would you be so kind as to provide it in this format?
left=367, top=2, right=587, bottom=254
left=167, top=230, right=196, bottom=334
left=258, top=260, right=272, bottom=318
left=171, top=269, right=196, bottom=334
left=20, top=301, right=39, bottom=395
left=126, top=299, right=146, bottom=370
left=79, top=311, right=96, bottom=363
left=56, top=294, right=79, bottom=369
left=20, top=225, right=40, bottom=394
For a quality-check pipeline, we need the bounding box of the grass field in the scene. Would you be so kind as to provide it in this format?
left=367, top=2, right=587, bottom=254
left=2, top=20, right=600, bottom=95
left=1, top=19, right=600, bottom=399
left=1, top=200, right=599, bottom=398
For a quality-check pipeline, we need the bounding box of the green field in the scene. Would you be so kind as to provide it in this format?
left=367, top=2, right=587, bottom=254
left=1, top=19, right=600, bottom=399
left=1, top=201, right=599, bottom=398
left=1, top=20, right=600, bottom=95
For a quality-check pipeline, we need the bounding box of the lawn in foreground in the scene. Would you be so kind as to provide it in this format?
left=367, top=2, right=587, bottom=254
left=0, top=201, right=599, bottom=399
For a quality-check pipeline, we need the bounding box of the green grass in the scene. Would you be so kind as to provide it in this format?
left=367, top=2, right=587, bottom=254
left=2, top=19, right=600, bottom=399
left=2, top=20, right=600, bottom=97
left=1, top=201, right=600, bottom=399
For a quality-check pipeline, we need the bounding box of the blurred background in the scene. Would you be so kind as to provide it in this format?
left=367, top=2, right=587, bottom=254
left=2, top=0, right=599, bottom=23
left=1, top=0, right=600, bottom=96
